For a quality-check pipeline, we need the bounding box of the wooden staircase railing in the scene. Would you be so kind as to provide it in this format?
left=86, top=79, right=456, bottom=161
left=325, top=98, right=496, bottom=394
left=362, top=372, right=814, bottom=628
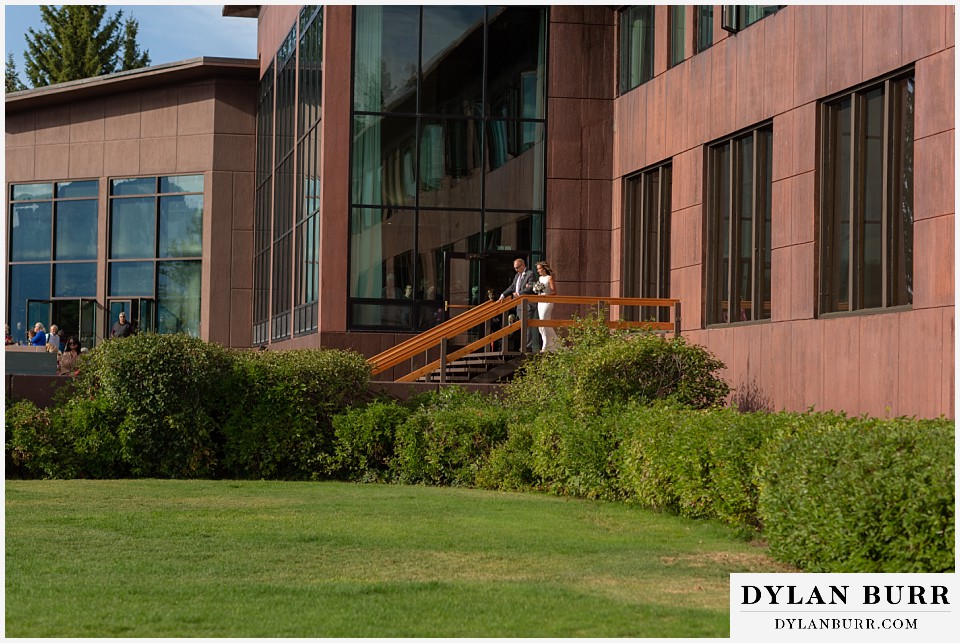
left=368, top=296, right=681, bottom=383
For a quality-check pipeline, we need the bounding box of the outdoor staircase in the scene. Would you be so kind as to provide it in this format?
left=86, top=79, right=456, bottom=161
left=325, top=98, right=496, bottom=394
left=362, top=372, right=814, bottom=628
left=366, top=295, right=682, bottom=384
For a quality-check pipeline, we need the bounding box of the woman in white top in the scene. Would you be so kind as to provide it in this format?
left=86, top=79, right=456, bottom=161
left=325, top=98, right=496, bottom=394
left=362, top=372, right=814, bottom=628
left=534, top=261, right=557, bottom=352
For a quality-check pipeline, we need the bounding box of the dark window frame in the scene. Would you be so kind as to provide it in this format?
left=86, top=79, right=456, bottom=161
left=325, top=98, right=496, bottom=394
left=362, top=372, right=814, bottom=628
left=619, top=5, right=655, bottom=95
left=695, top=5, right=714, bottom=54
left=622, top=162, right=672, bottom=322
left=818, top=68, right=914, bottom=315
left=705, top=123, right=773, bottom=326
left=668, top=5, right=685, bottom=69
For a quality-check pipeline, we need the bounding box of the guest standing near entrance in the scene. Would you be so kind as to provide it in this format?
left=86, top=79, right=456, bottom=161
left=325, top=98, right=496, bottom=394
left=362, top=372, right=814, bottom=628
left=498, top=257, right=540, bottom=351
left=30, top=322, right=46, bottom=347
left=111, top=312, right=133, bottom=338
left=534, top=261, right=558, bottom=352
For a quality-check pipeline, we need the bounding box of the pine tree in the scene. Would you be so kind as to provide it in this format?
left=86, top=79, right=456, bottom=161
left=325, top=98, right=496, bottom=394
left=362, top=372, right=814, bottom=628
left=23, top=5, right=151, bottom=88
left=5, top=53, right=27, bottom=92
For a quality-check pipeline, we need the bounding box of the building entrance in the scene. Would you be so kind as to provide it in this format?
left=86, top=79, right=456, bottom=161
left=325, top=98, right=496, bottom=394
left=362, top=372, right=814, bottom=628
left=107, top=298, right=156, bottom=337
left=24, top=298, right=100, bottom=349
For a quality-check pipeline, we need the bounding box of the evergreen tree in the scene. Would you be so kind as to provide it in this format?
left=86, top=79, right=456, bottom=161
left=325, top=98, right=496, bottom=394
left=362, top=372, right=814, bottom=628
left=5, top=53, right=27, bottom=92
left=23, top=5, right=151, bottom=88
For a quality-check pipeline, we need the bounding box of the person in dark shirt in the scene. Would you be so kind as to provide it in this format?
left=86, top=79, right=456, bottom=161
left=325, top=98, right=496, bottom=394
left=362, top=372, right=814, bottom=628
left=111, top=312, right=133, bottom=338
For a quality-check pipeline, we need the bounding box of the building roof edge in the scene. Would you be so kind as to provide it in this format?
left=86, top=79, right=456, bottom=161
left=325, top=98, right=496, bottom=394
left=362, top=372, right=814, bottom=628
left=5, top=57, right=260, bottom=112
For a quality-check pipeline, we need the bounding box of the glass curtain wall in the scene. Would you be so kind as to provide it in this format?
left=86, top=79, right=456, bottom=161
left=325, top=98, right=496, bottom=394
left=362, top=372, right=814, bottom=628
left=350, top=5, right=547, bottom=330
left=271, top=25, right=297, bottom=341
left=253, top=64, right=274, bottom=345
left=295, top=7, right=323, bottom=336
left=7, top=180, right=98, bottom=344
left=108, top=174, right=204, bottom=336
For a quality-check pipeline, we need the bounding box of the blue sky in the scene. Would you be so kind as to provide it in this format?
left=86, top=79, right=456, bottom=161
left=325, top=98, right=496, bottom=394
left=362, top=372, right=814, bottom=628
left=3, top=2, right=258, bottom=84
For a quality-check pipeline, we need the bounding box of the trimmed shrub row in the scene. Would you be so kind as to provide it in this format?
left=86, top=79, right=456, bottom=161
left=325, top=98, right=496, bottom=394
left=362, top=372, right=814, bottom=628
left=6, top=334, right=370, bottom=480
left=5, top=326, right=953, bottom=572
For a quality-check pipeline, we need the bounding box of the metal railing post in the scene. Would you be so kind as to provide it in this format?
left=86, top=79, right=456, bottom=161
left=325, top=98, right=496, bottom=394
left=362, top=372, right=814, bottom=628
left=674, top=301, right=682, bottom=337
left=439, top=337, right=448, bottom=383
left=519, top=300, right=528, bottom=355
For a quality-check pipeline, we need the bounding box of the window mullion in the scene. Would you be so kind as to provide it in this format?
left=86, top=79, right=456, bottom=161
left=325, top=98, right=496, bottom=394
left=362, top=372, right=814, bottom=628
left=880, top=80, right=892, bottom=308
left=727, top=140, right=739, bottom=320
left=849, top=95, right=861, bottom=313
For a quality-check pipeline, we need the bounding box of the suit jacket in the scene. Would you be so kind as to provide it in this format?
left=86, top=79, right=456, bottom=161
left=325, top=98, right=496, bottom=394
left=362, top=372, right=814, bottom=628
left=502, top=269, right=538, bottom=300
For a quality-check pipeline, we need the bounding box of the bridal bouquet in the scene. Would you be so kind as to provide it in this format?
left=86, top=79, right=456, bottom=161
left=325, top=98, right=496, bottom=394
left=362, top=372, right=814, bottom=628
left=532, top=281, right=546, bottom=295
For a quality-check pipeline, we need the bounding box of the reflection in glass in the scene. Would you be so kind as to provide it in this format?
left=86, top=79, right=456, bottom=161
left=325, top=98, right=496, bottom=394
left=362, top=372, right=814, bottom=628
left=7, top=264, right=50, bottom=343
left=10, top=202, right=52, bottom=261
left=419, top=210, right=482, bottom=259
left=421, top=5, right=485, bottom=116
left=354, top=5, right=420, bottom=113
left=159, top=195, right=203, bottom=258
left=158, top=261, right=201, bottom=336
left=352, top=114, right=417, bottom=207
left=487, top=6, right=546, bottom=119
left=109, top=261, right=154, bottom=296
left=111, top=177, right=156, bottom=195
left=111, top=197, right=155, bottom=259
left=54, top=262, right=97, bottom=297
left=619, top=6, right=655, bottom=93
left=418, top=118, right=483, bottom=209
left=11, top=183, right=53, bottom=201
left=862, top=87, right=884, bottom=309
left=56, top=199, right=98, bottom=261
left=349, top=207, right=416, bottom=299
left=56, top=180, right=98, bottom=199
left=160, top=174, right=203, bottom=194
left=485, top=122, right=544, bottom=210
left=483, top=211, right=541, bottom=253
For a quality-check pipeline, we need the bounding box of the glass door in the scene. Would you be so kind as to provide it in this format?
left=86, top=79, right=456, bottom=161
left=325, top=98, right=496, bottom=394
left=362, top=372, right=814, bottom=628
left=107, top=298, right=156, bottom=336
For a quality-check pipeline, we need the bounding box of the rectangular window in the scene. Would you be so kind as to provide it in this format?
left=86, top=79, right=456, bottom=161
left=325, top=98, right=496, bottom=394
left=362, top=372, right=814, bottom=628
left=107, top=175, right=204, bottom=337
left=253, top=64, right=274, bottom=345
left=722, top=5, right=782, bottom=33
left=7, top=180, right=98, bottom=343
left=619, top=6, right=655, bottom=93
left=294, top=7, right=323, bottom=337
left=820, top=71, right=914, bottom=314
left=623, top=163, right=672, bottom=322
left=695, top=6, right=713, bottom=53
left=706, top=125, right=772, bottom=325
left=669, top=6, right=685, bottom=68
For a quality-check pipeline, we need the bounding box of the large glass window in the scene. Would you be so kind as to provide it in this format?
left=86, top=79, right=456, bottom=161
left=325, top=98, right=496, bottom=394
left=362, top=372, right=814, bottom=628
left=294, top=7, right=323, bottom=337
left=619, top=6, right=655, bottom=94
left=7, top=180, right=98, bottom=343
left=669, top=6, right=685, bottom=68
left=623, top=163, right=672, bottom=322
left=820, top=71, right=914, bottom=314
left=706, top=125, right=773, bottom=325
left=253, top=62, right=274, bottom=345
left=722, top=5, right=783, bottom=33
left=695, top=6, right=713, bottom=53
left=108, top=174, right=203, bottom=336
left=350, top=5, right=547, bottom=331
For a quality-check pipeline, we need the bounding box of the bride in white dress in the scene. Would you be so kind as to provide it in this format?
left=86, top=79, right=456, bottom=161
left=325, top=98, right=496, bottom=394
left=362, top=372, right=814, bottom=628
left=534, top=261, right=557, bottom=352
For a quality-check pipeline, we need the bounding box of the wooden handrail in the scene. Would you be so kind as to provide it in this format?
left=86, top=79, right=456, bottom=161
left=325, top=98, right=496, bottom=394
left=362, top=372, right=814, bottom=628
left=368, top=295, right=681, bottom=379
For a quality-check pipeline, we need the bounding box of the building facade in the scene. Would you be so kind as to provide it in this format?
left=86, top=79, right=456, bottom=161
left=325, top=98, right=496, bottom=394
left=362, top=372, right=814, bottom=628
left=6, top=5, right=954, bottom=418
left=5, top=58, right=259, bottom=348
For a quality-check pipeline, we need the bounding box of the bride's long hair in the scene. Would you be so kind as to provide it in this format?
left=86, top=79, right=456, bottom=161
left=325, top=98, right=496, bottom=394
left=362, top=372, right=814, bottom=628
left=535, top=261, right=555, bottom=278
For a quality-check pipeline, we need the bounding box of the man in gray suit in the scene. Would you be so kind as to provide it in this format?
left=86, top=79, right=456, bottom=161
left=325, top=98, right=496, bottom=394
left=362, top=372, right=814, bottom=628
left=498, top=257, right=540, bottom=352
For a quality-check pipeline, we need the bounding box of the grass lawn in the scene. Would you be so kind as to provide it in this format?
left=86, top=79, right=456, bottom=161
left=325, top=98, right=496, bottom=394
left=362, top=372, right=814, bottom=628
left=5, top=480, right=794, bottom=637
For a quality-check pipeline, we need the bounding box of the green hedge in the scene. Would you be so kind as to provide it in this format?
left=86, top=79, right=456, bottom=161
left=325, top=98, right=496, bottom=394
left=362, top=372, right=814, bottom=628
left=71, top=333, right=236, bottom=478
left=5, top=335, right=370, bottom=481
left=759, top=416, right=955, bottom=572
left=219, top=348, right=370, bottom=480
left=392, top=387, right=509, bottom=486
left=4, top=324, right=953, bottom=573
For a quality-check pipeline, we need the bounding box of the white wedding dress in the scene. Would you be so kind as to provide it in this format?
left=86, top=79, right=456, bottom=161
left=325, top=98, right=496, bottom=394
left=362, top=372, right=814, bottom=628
left=537, top=275, right=557, bottom=352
